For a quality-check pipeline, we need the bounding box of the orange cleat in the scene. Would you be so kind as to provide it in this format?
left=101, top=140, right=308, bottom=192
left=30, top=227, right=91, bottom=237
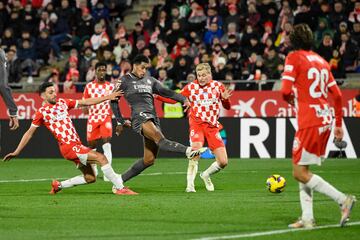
left=49, top=180, right=62, bottom=195
left=112, top=187, right=138, bottom=195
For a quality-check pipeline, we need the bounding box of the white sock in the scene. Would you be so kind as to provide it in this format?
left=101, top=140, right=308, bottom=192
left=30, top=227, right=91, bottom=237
left=101, top=164, right=124, bottom=189
left=305, top=174, right=346, bottom=205
left=202, top=161, right=222, bottom=177
left=91, top=148, right=98, bottom=176
left=299, top=182, right=314, bottom=221
left=102, top=143, right=112, bottom=165
left=60, top=175, right=87, bottom=189
left=187, top=160, right=198, bottom=187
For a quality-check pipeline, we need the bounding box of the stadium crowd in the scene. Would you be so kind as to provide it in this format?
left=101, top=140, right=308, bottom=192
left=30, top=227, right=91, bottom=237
left=0, top=0, right=359, bottom=92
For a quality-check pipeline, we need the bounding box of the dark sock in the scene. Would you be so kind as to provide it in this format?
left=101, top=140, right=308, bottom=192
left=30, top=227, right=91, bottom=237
left=158, top=138, right=188, bottom=154
left=121, top=159, right=151, bottom=182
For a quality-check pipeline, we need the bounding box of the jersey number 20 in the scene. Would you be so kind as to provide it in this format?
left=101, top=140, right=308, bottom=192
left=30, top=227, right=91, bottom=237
left=308, top=67, right=329, bottom=99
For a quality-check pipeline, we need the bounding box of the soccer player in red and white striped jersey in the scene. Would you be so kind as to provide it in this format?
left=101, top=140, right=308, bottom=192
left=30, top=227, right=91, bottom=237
left=3, top=82, right=136, bottom=195
left=83, top=62, right=114, bottom=181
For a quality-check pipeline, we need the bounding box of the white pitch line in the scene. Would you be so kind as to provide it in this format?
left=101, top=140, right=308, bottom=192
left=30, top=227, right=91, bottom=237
left=0, top=172, right=187, bottom=183
left=191, top=221, right=360, bottom=240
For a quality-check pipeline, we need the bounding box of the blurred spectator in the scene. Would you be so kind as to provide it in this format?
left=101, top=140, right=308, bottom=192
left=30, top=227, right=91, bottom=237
left=352, top=22, right=360, bottom=46
left=226, top=48, right=242, bottom=79
left=17, top=39, right=37, bottom=83
left=206, top=7, right=223, bottom=30
left=261, top=21, right=276, bottom=45
left=221, top=23, right=241, bottom=46
left=213, top=57, right=227, bottom=81
left=165, top=20, right=183, bottom=51
left=128, top=22, right=150, bottom=47
left=86, top=58, right=99, bottom=82
left=330, top=1, right=347, bottom=29
left=187, top=2, right=206, bottom=32
left=64, top=68, right=79, bottom=93
left=294, top=1, right=317, bottom=31
left=329, top=49, right=346, bottom=79
left=6, top=49, right=22, bottom=83
left=203, top=22, right=223, bottom=46
left=113, top=36, right=132, bottom=64
left=314, top=18, right=333, bottom=48
left=35, top=29, right=52, bottom=65
left=246, top=2, right=261, bottom=30
left=92, top=1, right=110, bottom=22
left=7, top=11, right=22, bottom=38
left=0, top=2, right=9, bottom=36
left=39, top=10, right=51, bottom=32
left=110, top=65, right=121, bottom=85
left=224, top=4, right=240, bottom=32
left=56, top=0, right=76, bottom=31
left=337, top=31, right=359, bottom=71
left=1, top=28, right=17, bottom=50
left=44, top=68, right=60, bottom=93
left=49, top=12, right=71, bottom=59
left=264, top=47, right=282, bottom=80
left=170, top=36, right=189, bottom=60
left=74, top=7, right=95, bottom=49
left=316, top=33, right=333, bottom=62
left=276, top=1, right=294, bottom=33
left=158, top=67, right=174, bottom=89
left=173, top=56, right=192, bottom=84
left=348, top=1, right=360, bottom=24
left=90, top=23, right=110, bottom=51
left=139, top=10, right=153, bottom=32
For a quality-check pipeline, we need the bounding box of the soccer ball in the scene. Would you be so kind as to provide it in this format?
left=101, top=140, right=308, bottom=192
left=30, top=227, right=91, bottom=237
left=266, top=174, right=286, bottom=193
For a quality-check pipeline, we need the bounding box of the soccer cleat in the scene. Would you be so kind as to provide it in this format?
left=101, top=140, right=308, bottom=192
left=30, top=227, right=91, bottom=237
left=185, top=184, right=196, bottom=193
left=186, top=147, right=207, bottom=160
left=49, top=180, right=62, bottom=195
left=288, top=218, right=315, bottom=229
left=340, top=195, right=356, bottom=227
left=200, top=172, right=214, bottom=191
left=112, top=186, right=138, bottom=195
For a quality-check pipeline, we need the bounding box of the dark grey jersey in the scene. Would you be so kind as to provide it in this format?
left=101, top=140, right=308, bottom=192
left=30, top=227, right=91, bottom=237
left=111, top=73, right=186, bottom=125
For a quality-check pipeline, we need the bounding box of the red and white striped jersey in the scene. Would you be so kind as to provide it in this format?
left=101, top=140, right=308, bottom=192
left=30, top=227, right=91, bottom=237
left=182, top=80, right=227, bottom=127
left=32, top=98, right=81, bottom=144
left=83, top=80, right=114, bottom=123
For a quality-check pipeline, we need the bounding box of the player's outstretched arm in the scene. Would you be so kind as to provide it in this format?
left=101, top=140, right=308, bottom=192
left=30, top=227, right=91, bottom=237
left=78, top=91, right=123, bottom=107
left=3, top=125, right=38, bottom=161
left=153, top=80, right=187, bottom=104
left=329, top=83, right=344, bottom=140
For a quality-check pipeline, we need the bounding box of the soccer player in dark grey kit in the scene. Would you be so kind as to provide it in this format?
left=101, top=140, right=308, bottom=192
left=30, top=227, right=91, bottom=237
left=111, top=55, right=206, bottom=183
left=0, top=48, right=19, bottom=152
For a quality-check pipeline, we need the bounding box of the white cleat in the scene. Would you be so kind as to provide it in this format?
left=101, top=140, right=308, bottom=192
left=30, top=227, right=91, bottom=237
left=340, top=195, right=356, bottom=227
left=288, top=218, right=315, bottom=229
left=200, top=172, right=214, bottom=191
left=186, top=185, right=196, bottom=193
left=186, top=147, right=207, bottom=160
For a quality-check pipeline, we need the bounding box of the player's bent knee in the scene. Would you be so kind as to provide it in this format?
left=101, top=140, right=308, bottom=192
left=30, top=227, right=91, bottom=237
left=84, top=174, right=96, bottom=183
left=144, top=157, right=155, bottom=166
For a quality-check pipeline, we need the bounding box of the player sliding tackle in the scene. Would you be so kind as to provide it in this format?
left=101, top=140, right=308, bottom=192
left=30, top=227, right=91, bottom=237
left=281, top=23, right=355, bottom=228
left=111, top=55, right=206, bottom=185
left=3, top=82, right=137, bottom=195
left=156, top=63, right=232, bottom=192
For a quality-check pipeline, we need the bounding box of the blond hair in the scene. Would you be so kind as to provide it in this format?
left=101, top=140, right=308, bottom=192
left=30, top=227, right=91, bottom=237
left=196, top=63, right=211, bottom=74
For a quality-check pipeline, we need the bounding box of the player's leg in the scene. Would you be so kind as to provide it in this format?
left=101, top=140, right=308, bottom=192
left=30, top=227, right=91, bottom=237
left=100, top=118, right=113, bottom=181
left=186, top=142, right=202, bottom=192
left=141, top=120, right=206, bottom=159
left=87, top=122, right=100, bottom=177
left=186, top=125, right=205, bottom=192
left=87, top=150, right=137, bottom=195
left=200, top=128, right=227, bottom=192
left=121, top=136, right=158, bottom=183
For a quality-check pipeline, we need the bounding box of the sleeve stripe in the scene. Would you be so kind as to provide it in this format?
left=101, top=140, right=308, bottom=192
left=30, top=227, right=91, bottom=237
left=328, top=81, right=336, bottom=87
left=282, top=76, right=295, bottom=81
left=74, top=100, right=79, bottom=109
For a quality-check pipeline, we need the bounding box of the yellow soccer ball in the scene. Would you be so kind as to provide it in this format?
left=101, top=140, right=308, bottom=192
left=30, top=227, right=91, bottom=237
left=266, top=174, right=286, bottom=193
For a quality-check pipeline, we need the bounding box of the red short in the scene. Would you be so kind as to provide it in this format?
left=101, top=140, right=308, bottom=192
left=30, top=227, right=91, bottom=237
left=292, top=125, right=331, bottom=165
left=189, top=122, right=224, bottom=151
left=86, top=117, right=113, bottom=141
left=59, top=142, right=92, bottom=165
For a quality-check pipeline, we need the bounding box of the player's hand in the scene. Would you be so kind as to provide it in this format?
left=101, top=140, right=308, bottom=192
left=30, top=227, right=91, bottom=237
left=334, top=126, right=344, bottom=141
left=108, top=90, right=124, bottom=100
left=3, top=152, right=18, bottom=162
left=183, top=99, right=191, bottom=112
left=286, top=94, right=295, bottom=106
left=221, top=88, right=233, bottom=100
left=9, top=116, right=19, bottom=130
left=115, top=125, right=124, bottom=136
left=123, top=120, right=131, bottom=128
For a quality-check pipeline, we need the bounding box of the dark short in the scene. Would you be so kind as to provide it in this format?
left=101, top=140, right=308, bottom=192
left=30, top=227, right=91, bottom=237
left=132, top=112, right=161, bottom=134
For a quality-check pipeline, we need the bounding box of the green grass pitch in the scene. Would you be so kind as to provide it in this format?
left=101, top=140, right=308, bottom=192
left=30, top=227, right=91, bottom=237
left=0, top=158, right=359, bottom=240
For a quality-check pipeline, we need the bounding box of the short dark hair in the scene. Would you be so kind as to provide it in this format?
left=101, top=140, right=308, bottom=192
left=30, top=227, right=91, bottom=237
left=132, top=54, right=150, bottom=65
left=95, top=61, right=107, bottom=70
left=39, top=82, right=54, bottom=95
left=289, top=24, right=313, bottom=50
